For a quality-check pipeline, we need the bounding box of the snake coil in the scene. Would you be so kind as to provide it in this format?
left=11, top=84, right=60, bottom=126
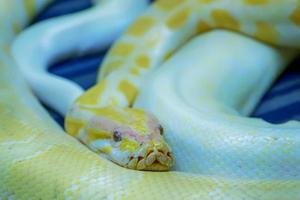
left=1, top=0, right=300, bottom=199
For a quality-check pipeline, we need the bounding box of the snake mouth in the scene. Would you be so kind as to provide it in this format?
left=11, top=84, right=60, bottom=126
left=127, top=148, right=173, bottom=171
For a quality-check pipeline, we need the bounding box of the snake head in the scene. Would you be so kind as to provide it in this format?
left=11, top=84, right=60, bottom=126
left=72, top=106, right=173, bottom=171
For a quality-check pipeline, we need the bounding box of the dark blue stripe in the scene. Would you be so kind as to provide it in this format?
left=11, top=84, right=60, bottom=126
left=257, top=75, right=300, bottom=101
left=49, top=53, right=104, bottom=84
left=253, top=102, right=300, bottom=124
left=33, top=0, right=92, bottom=23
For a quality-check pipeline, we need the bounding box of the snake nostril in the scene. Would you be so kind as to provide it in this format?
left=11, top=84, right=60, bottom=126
left=158, top=149, right=164, bottom=154
left=167, top=152, right=172, bottom=158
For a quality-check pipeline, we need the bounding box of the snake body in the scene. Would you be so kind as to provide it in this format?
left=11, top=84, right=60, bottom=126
left=11, top=0, right=149, bottom=116
left=66, top=0, right=300, bottom=172
left=1, top=0, right=300, bottom=199
left=136, top=30, right=299, bottom=177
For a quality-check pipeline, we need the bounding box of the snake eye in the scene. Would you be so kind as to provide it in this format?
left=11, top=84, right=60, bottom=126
left=158, top=125, right=164, bottom=135
left=113, top=130, right=122, bottom=142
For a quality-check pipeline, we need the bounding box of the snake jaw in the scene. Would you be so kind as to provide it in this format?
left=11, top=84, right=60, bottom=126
left=127, top=142, right=173, bottom=171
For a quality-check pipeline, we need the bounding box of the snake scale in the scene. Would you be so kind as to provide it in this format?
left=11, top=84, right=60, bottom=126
left=1, top=0, right=300, bottom=199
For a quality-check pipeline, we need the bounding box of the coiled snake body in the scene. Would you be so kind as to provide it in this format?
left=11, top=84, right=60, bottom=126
left=1, top=0, right=300, bottom=199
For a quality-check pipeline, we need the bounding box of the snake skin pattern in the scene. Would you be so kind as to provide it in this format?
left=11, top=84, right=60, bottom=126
left=1, top=0, right=300, bottom=199
left=66, top=0, right=300, bottom=170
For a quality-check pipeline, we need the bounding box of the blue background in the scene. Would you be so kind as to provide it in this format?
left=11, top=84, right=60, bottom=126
left=34, top=0, right=300, bottom=126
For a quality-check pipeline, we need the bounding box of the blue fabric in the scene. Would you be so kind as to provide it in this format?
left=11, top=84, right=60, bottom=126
left=34, top=0, right=300, bottom=126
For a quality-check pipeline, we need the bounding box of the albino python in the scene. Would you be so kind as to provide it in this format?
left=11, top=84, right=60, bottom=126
left=1, top=0, right=300, bottom=199
left=12, top=0, right=149, bottom=116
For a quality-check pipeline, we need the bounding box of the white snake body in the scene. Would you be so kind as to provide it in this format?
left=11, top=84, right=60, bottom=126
left=136, top=30, right=300, bottom=178
left=1, top=0, right=300, bottom=199
left=12, top=0, right=149, bottom=116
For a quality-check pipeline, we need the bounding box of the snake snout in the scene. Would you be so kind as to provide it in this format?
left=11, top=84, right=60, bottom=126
left=127, top=144, right=173, bottom=171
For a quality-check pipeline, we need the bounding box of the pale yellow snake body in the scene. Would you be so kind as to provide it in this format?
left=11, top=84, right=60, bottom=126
left=1, top=0, right=300, bottom=199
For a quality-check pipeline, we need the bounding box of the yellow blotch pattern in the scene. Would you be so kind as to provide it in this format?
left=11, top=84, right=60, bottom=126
left=82, top=107, right=127, bottom=124
left=77, top=80, right=107, bottom=105
left=254, top=21, right=279, bottom=44
left=135, top=55, right=150, bottom=69
left=118, top=80, right=138, bottom=106
left=126, top=110, right=149, bottom=135
left=102, top=60, right=123, bottom=77
left=244, top=0, right=269, bottom=5
left=0, top=105, right=42, bottom=142
left=196, top=20, right=212, bottom=33
left=86, top=129, right=111, bottom=143
left=120, top=138, right=140, bottom=153
left=65, top=118, right=85, bottom=136
left=130, top=67, right=140, bottom=76
left=9, top=145, right=99, bottom=199
left=12, top=21, right=21, bottom=33
left=127, top=17, right=155, bottom=37
left=24, top=0, right=36, bottom=19
left=166, top=7, right=191, bottom=29
left=289, top=3, right=300, bottom=27
left=110, top=43, right=134, bottom=57
left=211, top=9, right=240, bottom=31
left=101, top=146, right=112, bottom=154
left=155, top=0, right=185, bottom=11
